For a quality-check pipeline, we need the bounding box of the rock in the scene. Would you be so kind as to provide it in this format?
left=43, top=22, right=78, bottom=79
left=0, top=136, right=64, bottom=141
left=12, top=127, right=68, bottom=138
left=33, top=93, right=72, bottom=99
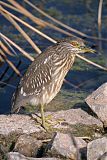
left=0, top=114, right=44, bottom=136
left=46, top=108, right=103, bottom=127
left=7, top=152, right=59, bottom=160
left=0, top=109, right=103, bottom=138
left=87, top=137, right=107, bottom=160
left=85, top=82, right=107, bottom=127
left=14, top=134, right=42, bottom=157
left=31, top=108, right=103, bottom=135
left=0, top=108, right=103, bottom=140
left=7, top=152, right=29, bottom=160
left=46, top=132, right=87, bottom=159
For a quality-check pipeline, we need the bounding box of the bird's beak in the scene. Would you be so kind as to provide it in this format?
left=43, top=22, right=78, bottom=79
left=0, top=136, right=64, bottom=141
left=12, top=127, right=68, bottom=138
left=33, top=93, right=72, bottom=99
left=80, top=46, right=96, bottom=54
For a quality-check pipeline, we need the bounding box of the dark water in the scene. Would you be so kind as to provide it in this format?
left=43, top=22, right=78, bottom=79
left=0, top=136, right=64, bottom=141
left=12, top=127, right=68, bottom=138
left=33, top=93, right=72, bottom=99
left=0, top=0, right=107, bottom=114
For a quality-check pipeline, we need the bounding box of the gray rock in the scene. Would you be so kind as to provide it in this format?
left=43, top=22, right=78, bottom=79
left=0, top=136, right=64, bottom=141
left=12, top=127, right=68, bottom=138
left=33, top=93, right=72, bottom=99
left=7, top=152, right=29, bottom=160
left=87, top=137, right=107, bottom=160
left=46, top=132, right=87, bottom=159
left=31, top=108, right=103, bottom=130
left=0, top=108, right=103, bottom=137
left=0, top=114, right=43, bottom=136
left=7, top=152, right=59, bottom=160
left=14, top=134, right=42, bottom=157
left=85, top=82, right=107, bottom=127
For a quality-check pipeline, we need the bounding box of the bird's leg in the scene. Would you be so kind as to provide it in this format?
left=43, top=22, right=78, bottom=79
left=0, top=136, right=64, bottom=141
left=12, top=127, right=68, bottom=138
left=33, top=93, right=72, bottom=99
left=40, top=105, right=56, bottom=129
left=40, top=104, right=46, bottom=128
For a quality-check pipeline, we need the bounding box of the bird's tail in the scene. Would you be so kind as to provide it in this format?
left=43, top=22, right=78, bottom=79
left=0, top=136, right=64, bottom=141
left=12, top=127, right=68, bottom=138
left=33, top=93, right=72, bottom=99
left=11, top=90, right=21, bottom=113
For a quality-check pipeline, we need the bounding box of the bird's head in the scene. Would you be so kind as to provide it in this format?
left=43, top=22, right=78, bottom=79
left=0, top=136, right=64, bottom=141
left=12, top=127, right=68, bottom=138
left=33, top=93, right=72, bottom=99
left=70, top=39, right=95, bottom=54
left=58, top=37, right=95, bottom=54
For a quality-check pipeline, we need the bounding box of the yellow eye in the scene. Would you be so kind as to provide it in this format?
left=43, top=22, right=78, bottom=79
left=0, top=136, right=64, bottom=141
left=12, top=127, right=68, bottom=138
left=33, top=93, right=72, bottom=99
left=71, top=41, right=79, bottom=46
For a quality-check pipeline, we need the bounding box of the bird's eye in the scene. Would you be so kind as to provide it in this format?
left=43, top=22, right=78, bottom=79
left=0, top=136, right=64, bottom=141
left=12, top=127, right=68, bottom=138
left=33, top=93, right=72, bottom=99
left=71, top=41, right=79, bottom=46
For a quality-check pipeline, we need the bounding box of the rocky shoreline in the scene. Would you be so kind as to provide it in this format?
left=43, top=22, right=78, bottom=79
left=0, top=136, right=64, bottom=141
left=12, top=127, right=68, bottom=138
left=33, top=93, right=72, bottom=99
left=0, top=83, right=107, bottom=160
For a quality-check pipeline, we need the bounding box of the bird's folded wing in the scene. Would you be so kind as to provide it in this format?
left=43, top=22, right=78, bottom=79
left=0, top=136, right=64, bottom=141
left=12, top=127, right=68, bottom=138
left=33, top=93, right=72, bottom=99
left=19, top=55, right=53, bottom=96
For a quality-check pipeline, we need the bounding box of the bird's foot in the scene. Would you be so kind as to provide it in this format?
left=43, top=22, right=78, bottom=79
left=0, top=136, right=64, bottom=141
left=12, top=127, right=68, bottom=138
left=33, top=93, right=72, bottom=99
left=45, top=114, right=64, bottom=126
left=30, top=113, right=52, bottom=130
left=30, top=113, right=64, bottom=131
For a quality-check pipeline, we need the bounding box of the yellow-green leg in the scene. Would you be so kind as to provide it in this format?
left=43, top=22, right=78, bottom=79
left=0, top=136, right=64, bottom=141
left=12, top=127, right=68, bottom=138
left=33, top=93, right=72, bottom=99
left=30, top=104, right=64, bottom=130
left=40, top=104, right=45, bottom=128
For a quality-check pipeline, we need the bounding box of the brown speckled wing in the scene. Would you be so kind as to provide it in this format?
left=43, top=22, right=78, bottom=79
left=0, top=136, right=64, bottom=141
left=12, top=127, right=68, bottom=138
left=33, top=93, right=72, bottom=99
left=19, top=48, right=54, bottom=97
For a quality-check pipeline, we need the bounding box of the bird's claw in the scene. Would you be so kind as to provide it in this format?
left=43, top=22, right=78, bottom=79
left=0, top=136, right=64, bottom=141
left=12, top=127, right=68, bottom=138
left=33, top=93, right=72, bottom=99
left=30, top=113, right=64, bottom=131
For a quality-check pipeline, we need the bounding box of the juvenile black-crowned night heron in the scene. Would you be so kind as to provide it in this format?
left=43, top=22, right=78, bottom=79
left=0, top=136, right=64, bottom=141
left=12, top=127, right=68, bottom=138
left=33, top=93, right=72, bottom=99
left=11, top=37, right=94, bottom=129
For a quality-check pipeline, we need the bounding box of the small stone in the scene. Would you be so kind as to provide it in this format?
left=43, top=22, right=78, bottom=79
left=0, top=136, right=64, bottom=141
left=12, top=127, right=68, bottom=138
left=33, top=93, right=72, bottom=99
left=14, top=134, right=42, bottom=157
left=7, top=152, right=59, bottom=160
left=87, top=137, right=107, bottom=160
left=85, top=82, right=107, bottom=127
left=46, top=132, right=87, bottom=159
